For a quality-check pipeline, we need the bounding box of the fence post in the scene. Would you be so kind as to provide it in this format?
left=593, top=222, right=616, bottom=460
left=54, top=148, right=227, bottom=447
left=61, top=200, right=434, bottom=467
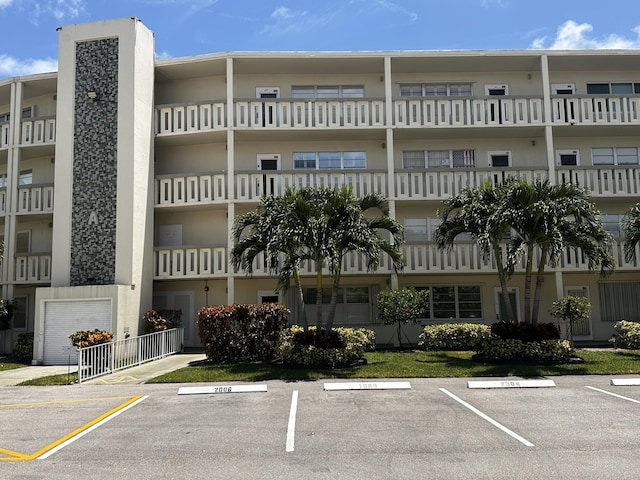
left=77, top=348, right=83, bottom=383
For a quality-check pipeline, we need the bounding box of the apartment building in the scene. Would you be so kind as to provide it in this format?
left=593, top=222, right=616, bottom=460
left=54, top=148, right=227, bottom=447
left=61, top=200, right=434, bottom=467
left=0, top=18, right=639, bottom=363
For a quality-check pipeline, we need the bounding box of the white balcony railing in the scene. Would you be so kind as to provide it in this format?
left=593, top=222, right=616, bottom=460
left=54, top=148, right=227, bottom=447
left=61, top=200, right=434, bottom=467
left=0, top=122, right=9, bottom=148
left=154, top=246, right=228, bottom=278
left=16, top=184, right=54, bottom=213
left=551, top=96, right=640, bottom=125
left=235, top=171, right=388, bottom=201
left=156, top=174, right=227, bottom=205
left=156, top=102, right=227, bottom=134
left=555, top=167, right=640, bottom=197
left=393, top=97, right=544, bottom=127
left=235, top=99, right=386, bottom=128
left=15, top=253, right=51, bottom=282
left=20, top=117, right=56, bottom=145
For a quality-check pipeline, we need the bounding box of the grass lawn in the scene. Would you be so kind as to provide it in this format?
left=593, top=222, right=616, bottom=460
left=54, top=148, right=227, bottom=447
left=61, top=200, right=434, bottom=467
left=0, top=357, right=28, bottom=371
left=146, top=349, right=640, bottom=384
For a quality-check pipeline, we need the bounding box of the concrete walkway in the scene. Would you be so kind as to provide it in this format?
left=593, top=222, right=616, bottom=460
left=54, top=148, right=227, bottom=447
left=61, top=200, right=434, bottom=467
left=0, top=353, right=206, bottom=386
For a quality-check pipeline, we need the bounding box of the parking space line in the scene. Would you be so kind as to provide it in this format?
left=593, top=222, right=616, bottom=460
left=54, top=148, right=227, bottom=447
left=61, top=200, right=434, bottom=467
left=286, top=390, right=298, bottom=453
left=586, top=386, right=640, bottom=405
left=439, top=388, right=535, bottom=447
left=36, top=395, right=148, bottom=460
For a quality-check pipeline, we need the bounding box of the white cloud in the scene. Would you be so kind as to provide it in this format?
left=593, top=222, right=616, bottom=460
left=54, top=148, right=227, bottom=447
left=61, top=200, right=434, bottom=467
left=0, top=0, right=14, bottom=8
left=531, top=20, right=640, bottom=49
left=0, top=55, right=57, bottom=77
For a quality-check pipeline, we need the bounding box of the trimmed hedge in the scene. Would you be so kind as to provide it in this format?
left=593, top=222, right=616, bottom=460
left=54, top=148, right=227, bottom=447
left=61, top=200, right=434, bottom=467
left=475, top=338, right=573, bottom=363
left=278, top=326, right=375, bottom=368
left=419, top=323, right=491, bottom=351
left=491, top=320, right=560, bottom=342
left=197, top=303, right=289, bottom=363
left=13, top=332, right=33, bottom=363
left=609, top=320, right=640, bottom=349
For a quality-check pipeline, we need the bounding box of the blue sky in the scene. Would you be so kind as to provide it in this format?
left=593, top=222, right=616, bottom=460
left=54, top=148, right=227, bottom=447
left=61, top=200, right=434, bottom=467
left=1, top=0, right=639, bottom=79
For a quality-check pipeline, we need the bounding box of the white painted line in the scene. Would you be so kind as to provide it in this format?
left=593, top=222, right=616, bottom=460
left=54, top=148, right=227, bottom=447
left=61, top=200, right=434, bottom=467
left=468, top=379, right=556, bottom=389
left=286, top=390, right=298, bottom=453
left=439, top=388, right=535, bottom=447
left=610, top=378, right=640, bottom=386
left=586, top=386, right=640, bottom=405
left=177, top=385, right=268, bottom=395
left=38, top=395, right=148, bottom=460
left=323, top=381, right=411, bottom=391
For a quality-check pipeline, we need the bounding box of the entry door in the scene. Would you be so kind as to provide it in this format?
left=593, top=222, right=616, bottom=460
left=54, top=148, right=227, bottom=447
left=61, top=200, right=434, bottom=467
left=257, top=154, right=280, bottom=196
left=256, top=87, right=279, bottom=127
left=485, top=84, right=508, bottom=124
left=152, top=292, right=197, bottom=347
left=495, top=287, right=519, bottom=322
left=565, top=286, right=591, bottom=340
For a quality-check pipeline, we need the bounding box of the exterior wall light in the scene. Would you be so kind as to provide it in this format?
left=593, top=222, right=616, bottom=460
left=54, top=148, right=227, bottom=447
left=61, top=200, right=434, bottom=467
left=87, top=91, right=98, bottom=99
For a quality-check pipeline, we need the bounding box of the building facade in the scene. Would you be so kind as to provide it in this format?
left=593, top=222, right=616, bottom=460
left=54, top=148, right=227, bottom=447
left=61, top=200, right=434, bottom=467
left=0, top=18, right=639, bottom=362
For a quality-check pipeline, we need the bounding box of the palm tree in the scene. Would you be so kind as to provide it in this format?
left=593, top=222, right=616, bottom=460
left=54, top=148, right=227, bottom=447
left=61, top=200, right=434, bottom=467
left=232, top=186, right=404, bottom=334
left=623, top=203, right=640, bottom=263
left=434, top=180, right=517, bottom=322
left=500, top=178, right=615, bottom=324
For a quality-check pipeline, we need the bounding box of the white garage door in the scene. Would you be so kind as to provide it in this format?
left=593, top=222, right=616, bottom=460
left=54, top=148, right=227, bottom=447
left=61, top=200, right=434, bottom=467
left=43, top=299, right=112, bottom=365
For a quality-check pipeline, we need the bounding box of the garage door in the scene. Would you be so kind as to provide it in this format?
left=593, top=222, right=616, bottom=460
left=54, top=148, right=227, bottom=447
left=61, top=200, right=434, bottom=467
left=43, top=299, right=112, bottom=365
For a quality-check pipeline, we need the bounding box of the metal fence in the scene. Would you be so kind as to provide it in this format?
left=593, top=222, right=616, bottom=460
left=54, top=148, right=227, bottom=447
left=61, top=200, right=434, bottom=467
left=77, top=328, right=184, bottom=383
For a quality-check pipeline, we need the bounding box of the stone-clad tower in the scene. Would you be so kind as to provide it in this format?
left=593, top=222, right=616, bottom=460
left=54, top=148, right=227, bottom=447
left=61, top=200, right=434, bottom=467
left=33, top=18, right=155, bottom=364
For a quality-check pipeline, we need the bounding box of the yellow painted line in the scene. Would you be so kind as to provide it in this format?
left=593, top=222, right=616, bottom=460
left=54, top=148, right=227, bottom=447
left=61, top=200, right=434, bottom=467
left=100, top=375, right=138, bottom=384
left=0, top=395, right=146, bottom=461
left=0, top=396, right=137, bottom=408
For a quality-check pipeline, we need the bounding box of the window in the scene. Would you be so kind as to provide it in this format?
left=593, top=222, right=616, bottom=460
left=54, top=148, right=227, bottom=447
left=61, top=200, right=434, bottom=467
left=417, top=285, right=482, bottom=320
left=400, top=83, right=473, bottom=97
left=402, top=149, right=476, bottom=168
left=19, top=169, right=33, bottom=185
left=292, top=85, right=364, bottom=99
left=488, top=151, right=511, bottom=168
left=592, top=147, right=639, bottom=166
left=601, top=214, right=623, bottom=239
left=599, top=282, right=640, bottom=322
left=293, top=151, right=366, bottom=170
left=556, top=150, right=579, bottom=166
left=12, top=295, right=27, bottom=330
left=21, top=107, right=34, bottom=118
left=587, top=82, right=640, bottom=94
left=404, top=218, right=442, bottom=243
left=0, top=112, right=9, bottom=123
left=0, top=174, right=6, bottom=188
left=552, top=84, right=576, bottom=95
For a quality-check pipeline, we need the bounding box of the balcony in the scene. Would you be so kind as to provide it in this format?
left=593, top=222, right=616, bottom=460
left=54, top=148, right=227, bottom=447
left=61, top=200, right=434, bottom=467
left=393, top=97, right=544, bottom=127
left=234, top=99, right=386, bottom=129
left=156, top=102, right=227, bottom=134
left=0, top=122, right=8, bottom=148
left=156, top=174, right=227, bottom=206
left=20, top=117, right=56, bottom=146
left=14, top=253, right=51, bottom=283
left=555, top=166, right=640, bottom=197
left=16, top=184, right=54, bottom=213
left=551, top=95, right=640, bottom=125
left=154, top=246, right=228, bottom=279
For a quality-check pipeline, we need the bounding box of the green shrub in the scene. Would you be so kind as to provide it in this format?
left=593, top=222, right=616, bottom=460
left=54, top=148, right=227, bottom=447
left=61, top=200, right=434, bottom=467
left=491, top=320, right=560, bottom=343
left=609, top=320, right=640, bottom=349
left=197, top=303, right=289, bottom=363
left=0, top=299, right=15, bottom=331
left=475, top=337, right=573, bottom=363
left=13, top=332, right=33, bottom=363
left=419, top=323, right=491, bottom=351
left=143, top=309, right=182, bottom=333
left=278, top=326, right=375, bottom=368
left=68, top=329, right=113, bottom=348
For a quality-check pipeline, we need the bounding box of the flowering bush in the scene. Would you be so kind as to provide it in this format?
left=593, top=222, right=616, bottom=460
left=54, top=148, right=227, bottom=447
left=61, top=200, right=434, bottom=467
left=143, top=309, right=182, bottom=333
left=419, top=323, right=491, bottom=351
left=377, top=288, right=429, bottom=348
left=475, top=337, right=573, bottom=363
left=197, top=303, right=289, bottom=363
left=609, top=320, right=640, bottom=349
left=69, top=329, right=113, bottom=349
left=278, top=326, right=375, bottom=368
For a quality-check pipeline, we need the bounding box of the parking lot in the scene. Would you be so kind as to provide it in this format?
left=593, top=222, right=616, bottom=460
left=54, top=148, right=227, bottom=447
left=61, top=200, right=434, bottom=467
left=1, top=375, right=639, bottom=479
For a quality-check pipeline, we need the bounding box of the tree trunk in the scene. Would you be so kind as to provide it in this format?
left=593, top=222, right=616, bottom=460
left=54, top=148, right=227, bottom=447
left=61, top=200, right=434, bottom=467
left=523, top=245, right=535, bottom=324
left=293, top=268, right=308, bottom=332
left=315, top=267, right=324, bottom=332
left=494, top=245, right=516, bottom=322
left=325, top=274, right=341, bottom=332
left=531, top=249, right=548, bottom=325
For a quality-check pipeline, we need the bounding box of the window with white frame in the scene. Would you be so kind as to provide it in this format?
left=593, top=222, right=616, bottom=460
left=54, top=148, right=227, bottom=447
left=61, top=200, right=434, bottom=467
left=293, top=151, right=366, bottom=170
left=404, top=218, right=442, bottom=243
left=488, top=151, right=511, bottom=168
left=402, top=149, right=476, bottom=169
left=592, top=147, right=639, bottom=166
left=400, top=83, right=473, bottom=97
left=415, top=285, right=482, bottom=320
left=291, top=85, right=364, bottom=99
left=0, top=112, right=9, bottom=123
left=601, top=214, right=624, bottom=239
left=0, top=174, right=6, bottom=188
left=587, top=82, right=640, bottom=94
left=19, top=169, right=32, bottom=185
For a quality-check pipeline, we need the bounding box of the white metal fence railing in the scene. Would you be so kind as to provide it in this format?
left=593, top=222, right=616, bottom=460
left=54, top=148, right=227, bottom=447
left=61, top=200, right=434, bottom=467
left=77, top=328, right=184, bottom=383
